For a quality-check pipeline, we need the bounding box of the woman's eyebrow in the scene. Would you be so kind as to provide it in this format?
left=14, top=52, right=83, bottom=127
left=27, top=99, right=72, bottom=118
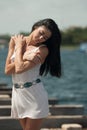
left=42, top=31, right=49, bottom=39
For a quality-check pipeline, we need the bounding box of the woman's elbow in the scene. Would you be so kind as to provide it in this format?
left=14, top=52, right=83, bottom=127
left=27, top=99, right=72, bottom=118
left=15, top=70, right=20, bottom=74
left=5, top=68, right=15, bottom=75
left=15, top=66, right=29, bottom=74
left=5, top=69, right=11, bottom=75
left=15, top=67, right=22, bottom=74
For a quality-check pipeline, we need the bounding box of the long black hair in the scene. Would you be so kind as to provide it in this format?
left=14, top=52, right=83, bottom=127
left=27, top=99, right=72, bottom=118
left=31, top=18, right=62, bottom=77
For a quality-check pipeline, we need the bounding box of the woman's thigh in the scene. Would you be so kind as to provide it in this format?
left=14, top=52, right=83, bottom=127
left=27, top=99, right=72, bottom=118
left=19, top=118, right=26, bottom=130
left=25, top=118, right=43, bottom=130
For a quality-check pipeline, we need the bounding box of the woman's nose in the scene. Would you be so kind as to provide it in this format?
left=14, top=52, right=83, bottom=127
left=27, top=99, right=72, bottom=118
left=39, top=35, right=44, bottom=40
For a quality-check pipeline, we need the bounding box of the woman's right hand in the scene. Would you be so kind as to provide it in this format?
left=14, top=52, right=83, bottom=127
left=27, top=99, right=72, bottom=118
left=12, top=35, right=26, bottom=48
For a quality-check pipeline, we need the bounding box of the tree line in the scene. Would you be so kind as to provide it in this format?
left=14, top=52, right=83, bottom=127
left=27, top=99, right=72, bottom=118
left=61, top=26, right=87, bottom=46
left=0, top=26, right=87, bottom=47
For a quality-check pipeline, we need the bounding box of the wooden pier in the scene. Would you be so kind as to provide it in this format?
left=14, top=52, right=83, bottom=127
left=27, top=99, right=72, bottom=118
left=0, top=87, right=87, bottom=130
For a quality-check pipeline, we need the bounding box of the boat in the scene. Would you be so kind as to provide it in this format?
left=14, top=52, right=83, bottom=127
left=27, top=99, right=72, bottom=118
left=79, top=42, right=87, bottom=53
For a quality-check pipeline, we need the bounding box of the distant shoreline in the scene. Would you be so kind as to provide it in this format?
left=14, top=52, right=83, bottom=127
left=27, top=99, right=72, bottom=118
left=0, top=44, right=79, bottom=50
left=61, top=45, right=79, bottom=50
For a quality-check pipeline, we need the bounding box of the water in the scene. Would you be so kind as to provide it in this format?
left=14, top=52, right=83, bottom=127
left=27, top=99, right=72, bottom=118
left=0, top=47, right=87, bottom=114
left=0, top=48, right=12, bottom=85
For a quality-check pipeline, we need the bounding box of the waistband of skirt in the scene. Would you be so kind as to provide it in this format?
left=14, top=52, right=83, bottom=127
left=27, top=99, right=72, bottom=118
left=13, top=78, right=41, bottom=89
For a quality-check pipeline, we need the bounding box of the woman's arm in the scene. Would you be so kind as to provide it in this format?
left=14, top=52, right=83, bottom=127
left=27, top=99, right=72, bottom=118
left=5, top=38, right=15, bottom=75
left=15, top=46, right=48, bottom=74
left=7, top=35, right=48, bottom=74
left=14, top=35, right=48, bottom=74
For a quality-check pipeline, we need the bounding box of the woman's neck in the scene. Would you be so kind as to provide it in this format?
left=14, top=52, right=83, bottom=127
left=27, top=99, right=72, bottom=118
left=25, top=35, right=42, bottom=47
left=25, top=36, right=32, bottom=46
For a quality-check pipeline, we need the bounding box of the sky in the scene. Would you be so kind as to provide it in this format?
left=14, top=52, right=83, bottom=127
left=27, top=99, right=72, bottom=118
left=0, top=0, right=87, bottom=34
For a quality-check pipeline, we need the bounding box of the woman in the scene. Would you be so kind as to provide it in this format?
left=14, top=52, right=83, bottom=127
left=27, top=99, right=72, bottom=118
left=5, top=18, right=61, bottom=130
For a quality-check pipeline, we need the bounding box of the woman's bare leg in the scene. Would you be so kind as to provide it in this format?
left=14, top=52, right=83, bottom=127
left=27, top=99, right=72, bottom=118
left=24, top=118, right=43, bottom=130
left=19, top=117, right=43, bottom=130
left=19, top=118, right=26, bottom=130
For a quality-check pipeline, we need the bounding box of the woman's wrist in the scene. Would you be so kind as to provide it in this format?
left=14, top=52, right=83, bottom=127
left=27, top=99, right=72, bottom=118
left=15, top=45, right=22, bottom=52
left=15, top=45, right=23, bottom=62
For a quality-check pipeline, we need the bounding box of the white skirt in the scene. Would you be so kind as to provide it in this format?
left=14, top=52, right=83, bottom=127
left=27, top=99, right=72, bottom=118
left=11, top=82, right=49, bottom=119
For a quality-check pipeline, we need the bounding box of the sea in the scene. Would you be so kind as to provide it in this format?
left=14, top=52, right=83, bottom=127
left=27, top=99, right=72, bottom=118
left=0, top=47, right=87, bottom=114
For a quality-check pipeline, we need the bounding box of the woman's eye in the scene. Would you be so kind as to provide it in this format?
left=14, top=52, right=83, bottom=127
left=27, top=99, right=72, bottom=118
left=39, top=32, right=42, bottom=35
left=39, top=31, right=47, bottom=40
left=39, top=31, right=43, bottom=35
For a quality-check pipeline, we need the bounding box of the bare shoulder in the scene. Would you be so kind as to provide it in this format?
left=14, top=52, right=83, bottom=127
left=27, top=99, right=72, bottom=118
left=36, top=45, right=49, bottom=64
left=38, top=45, right=49, bottom=56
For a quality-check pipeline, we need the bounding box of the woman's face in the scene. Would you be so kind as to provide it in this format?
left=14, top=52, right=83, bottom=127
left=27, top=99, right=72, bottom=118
left=31, top=26, right=52, bottom=45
